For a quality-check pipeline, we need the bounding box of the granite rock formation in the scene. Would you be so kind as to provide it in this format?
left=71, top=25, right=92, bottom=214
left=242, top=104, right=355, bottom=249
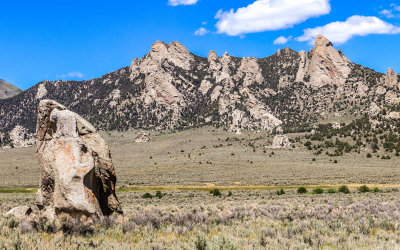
left=35, top=100, right=122, bottom=219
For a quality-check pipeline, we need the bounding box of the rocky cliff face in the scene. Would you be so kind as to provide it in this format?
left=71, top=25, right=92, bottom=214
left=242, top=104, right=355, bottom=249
left=0, top=35, right=399, bottom=146
left=0, top=79, right=22, bottom=99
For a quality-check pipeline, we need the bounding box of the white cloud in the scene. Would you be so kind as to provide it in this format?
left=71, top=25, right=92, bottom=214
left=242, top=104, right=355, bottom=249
left=168, top=0, right=198, bottom=6
left=215, top=0, right=331, bottom=36
left=380, top=4, right=400, bottom=18
left=380, top=9, right=395, bottom=18
left=297, top=15, right=400, bottom=45
left=273, top=36, right=292, bottom=45
left=194, top=27, right=209, bottom=36
left=60, top=72, right=84, bottom=79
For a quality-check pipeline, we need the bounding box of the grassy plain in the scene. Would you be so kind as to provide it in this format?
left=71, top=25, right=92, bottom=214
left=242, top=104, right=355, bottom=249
left=0, top=127, right=399, bottom=188
left=0, top=127, right=400, bottom=248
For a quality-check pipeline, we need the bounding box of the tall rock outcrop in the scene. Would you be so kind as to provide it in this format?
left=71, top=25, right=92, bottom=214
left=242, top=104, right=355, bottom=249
left=384, top=68, right=398, bottom=88
left=299, top=35, right=352, bottom=88
left=35, top=100, right=122, bottom=219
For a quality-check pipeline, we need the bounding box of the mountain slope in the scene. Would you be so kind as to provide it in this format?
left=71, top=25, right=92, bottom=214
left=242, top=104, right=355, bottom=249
left=0, top=79, right=22, bottom=99
left=1, top=35, right=399, bottom=147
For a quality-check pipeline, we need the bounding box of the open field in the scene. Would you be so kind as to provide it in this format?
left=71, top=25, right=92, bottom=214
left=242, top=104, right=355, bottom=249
left=2, top=189, right=400, bottom=248
left=1, top=127, right=400, bottom=248
left=0, top=127, right=399, bottom=188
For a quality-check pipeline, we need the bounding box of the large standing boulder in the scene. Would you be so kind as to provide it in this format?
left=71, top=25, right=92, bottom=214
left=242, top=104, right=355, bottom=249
left=36, top=100, right=122, bottom=219
left=135, top=131, right=150, bottom=143
left=269, top=135, right=291, bottom=149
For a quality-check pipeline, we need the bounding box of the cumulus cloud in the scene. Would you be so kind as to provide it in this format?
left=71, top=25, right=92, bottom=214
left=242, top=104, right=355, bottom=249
left=380, top=9, right=395, bottom=18
left=273, top=36, right=292, bottom=45
left=380, top=4, right=400, bottom=18
left=215, top=0, right=331, bottom=36
left=194, top=27, right=209, bottom=36
left=61, top=72, right=84, bottom=79
left=168, top=0, right=198, bottom=6
left=297, top=15, right=400, bottom=45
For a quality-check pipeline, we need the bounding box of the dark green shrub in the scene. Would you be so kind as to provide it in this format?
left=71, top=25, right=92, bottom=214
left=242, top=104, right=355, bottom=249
left=358, top=185, right=370, bottom=193
left=276, top=189, right=285, bottom=195
left=338, top=185, right=350, bottom=194
left=227, top=191, right=232, bottom=197
left=210, top=189, right=221, bottom=196
left=333, top=160, right=338, bottom=163
left=372, top=187, right=380, bottom=192
left=313, top=188, right=324, bottom=194
left=366, top=153, right=372, bottom=158
left=155, top=191, right=164, bottom=199
left=327, top=188, right=337, bottom=193
left=142, top=193, right=153, bottom=199
left=297, top=187, right=307, bottom=194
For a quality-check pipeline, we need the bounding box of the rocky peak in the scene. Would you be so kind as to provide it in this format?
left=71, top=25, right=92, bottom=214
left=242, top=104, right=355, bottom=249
left=146, top=40, right=194, bottom=70
left=277, top=47, right=292, bottom=56
left=148, top=40, right=168, bottom=61
left=384, top=68, right=398, bottom=88
left=208, top=50, right=218, bottom=62
left=306, top=35, right=352, bottom=87
left=314, top=35, right=333, bottom=48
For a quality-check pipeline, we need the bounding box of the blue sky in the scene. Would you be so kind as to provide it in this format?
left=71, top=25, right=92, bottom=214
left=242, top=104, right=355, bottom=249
left=1, top=0, right=400, bottom=90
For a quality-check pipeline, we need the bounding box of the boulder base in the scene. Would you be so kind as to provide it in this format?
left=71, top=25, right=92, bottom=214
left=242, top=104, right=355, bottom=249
left=3, top=206, right=32, bottom=220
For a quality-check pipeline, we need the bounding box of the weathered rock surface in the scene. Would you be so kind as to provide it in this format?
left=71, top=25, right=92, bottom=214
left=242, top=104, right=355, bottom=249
left=368, top=102, right=382, bottom=117
left=369, top=102, right=381, bottom=117
left=8, top=125, right=35, bottom=148
left=269, top=135, right=291, bottom=149
left=36, top=100, right=122, bottom=219
left=385, top=91, right=400, bottom=105
left=388, top=112, right=400, bottom=120
left=332, top=122, right=342, bottom=129
left=3, top=206, right=32, bottom=220
left=304, top=35, right=351, bottom=88
left=135, top=131, right=150, bottom=143
left=384, top=68, right=398, bottom=88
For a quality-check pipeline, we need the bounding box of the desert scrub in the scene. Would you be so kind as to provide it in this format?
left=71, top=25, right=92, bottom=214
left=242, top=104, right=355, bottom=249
left=358, top=185, right=370, bottom=193
left=155, top=191, right=164, bottom=199
left=327, top=188, right=337, bottom=194
left=297, top=187, right=307, bottom=194
left=210, top=189, right=221, bottom=196
left=313, top=188, right=324, bottom=194
left=142, top=192, right=153, bottom=199
left=2, top=190, right=400, bottom=248
left=338, top=185, right=350, bottom=194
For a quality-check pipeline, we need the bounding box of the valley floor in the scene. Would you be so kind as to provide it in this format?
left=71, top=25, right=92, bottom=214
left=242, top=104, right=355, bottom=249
left=0, top=127, right=399, bottom=188
left=1, top=127, right=400, bottom=248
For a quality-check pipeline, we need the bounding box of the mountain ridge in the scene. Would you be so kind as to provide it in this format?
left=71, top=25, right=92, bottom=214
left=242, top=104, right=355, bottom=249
left=1, top=35, right=399, bottom=147
left=0, top=79, right=22, bottom=100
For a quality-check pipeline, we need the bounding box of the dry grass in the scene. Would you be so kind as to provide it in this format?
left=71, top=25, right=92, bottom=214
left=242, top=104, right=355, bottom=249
left=1, top=127, right=400, bottom=248
left=0, top=127, right=399, bottom=188
left=1, top=189, right=400, bottom=248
